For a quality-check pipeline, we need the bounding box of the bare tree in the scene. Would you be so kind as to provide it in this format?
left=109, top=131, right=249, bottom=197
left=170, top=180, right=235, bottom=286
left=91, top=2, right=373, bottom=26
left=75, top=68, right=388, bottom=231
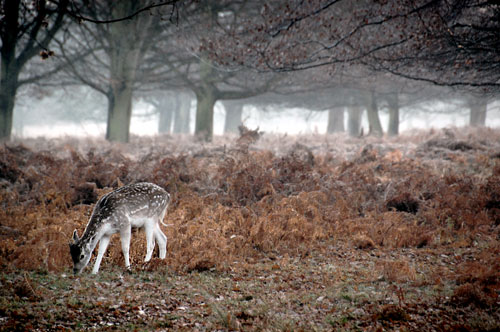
left=57, top=0, right=175, bottom=142
left=205, top=1, right=499, bottom=90
left=152, top=1, right=284, bottom=141
left=326, top=107, right=344, bottom=133
left=222, top=99, right=244, bottom=134
left=0, top=0, right=69, bottom=140
left=466, top=94, right=488, bottom=126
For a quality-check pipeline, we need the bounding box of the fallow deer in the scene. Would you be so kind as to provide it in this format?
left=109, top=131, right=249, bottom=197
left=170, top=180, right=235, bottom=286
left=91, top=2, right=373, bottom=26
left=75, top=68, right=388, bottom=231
left=69, top=182, right=170, bottom=274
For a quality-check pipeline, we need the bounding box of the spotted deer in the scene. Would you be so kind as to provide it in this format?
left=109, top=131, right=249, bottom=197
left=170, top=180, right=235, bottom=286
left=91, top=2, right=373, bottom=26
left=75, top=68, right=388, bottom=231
left=69, top=182, right=170, bottom=274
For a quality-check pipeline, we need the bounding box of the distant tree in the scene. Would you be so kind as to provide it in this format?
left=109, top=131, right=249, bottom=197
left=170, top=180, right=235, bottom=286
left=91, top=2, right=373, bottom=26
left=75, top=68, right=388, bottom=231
left=58, top=0, right=173, bottom=142
left=145, top=90, right=193, bottom=135
left=467, top=95, right=488, bottom=127
left=222, top=99, right=244, bottom=134
left=172, top=92, right=192, bottom=134
left=158, top=101, right=174, bottom=135
left=385, top=92, right=400, bottom=136
left=347, top=105, right=363, bottom=136
left=326, top=107, right=344, bottom=133
left=0, top=0, right=69, bottom=140
left=206, top=1, right=499, bottom=93
left=365, top=1, right=500, bottom=91
left=154, top=1, right=283, bottom=141
left=144, top=93, right=174, bottom=134
left=365, top=91, right=383, bottom=136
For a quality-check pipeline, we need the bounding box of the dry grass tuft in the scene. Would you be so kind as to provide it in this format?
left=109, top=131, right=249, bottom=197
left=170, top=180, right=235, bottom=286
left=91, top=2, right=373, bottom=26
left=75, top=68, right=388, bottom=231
left=451, top=283, right=495, bottom=308
left=374, top=304, right=410, bottom=322
left=352, top=234, right=376, bottom=249
left=379, top=260, right=417, bottom=283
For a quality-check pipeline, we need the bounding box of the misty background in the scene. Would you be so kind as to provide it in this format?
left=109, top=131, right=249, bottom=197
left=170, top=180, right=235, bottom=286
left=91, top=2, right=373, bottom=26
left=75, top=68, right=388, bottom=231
left=12, top=90, right=500, bottom=138
left=1, top=1, right=499, bottom=142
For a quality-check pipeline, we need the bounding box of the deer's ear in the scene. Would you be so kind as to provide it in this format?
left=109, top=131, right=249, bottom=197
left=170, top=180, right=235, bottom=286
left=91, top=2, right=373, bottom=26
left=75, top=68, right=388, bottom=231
left=72, top=230, right=80, bottom=243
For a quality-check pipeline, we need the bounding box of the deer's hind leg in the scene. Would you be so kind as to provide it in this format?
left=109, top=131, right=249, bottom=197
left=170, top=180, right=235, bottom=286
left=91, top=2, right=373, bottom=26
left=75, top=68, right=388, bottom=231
left=144, top=219, right=156, bottom=262
left=154, top=224, right=167, bottom=259
left=155, top=206, right=168, bottom=259
left=120, top=226, right=132, bottom=270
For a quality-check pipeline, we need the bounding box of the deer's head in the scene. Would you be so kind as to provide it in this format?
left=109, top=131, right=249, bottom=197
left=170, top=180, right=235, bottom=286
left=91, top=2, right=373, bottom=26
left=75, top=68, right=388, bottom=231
left=69, top=230, right=93, bottom=275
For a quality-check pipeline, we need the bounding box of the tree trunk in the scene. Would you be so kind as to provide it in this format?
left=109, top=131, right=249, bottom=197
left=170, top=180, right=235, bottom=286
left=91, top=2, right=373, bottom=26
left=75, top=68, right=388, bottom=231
left=173, top=93, right=191, bottom=134
left=195, top=88, right=216, bottom=141
left=469, top=97, right=487, bottom=126
left=105, top=87, right=133, bottom=142
left=158, top=96, right=176, bottom=134
left=158, top=107, right=173, bottom=134
left=366, top=91, right=383, bottom=136
left=223, top=100, right=243, bottom=134
left=0, top=0, right=18, bottom=140
left=105, top=1, right=152, bottom=142
left=0, top=0, right=68, bottom=140
left=0, top=74, right=17, bottom=140
left=195, top=58, right=217, bottom=141
left=347, top=106, right=363, bottom=136
left=326, top=107, right=344, bottom=133
left=0, top=39, right=20, bottom=140
left=387, top=93, right=399, bottom=136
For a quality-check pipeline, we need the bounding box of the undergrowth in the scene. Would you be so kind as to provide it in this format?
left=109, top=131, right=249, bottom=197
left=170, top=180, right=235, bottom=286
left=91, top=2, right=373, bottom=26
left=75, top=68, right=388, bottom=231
left=0, top=128, right=499, bottom=290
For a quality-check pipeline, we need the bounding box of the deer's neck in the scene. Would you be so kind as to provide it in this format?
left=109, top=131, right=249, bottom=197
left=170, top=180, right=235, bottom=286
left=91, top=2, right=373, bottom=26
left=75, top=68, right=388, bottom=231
left=81, top=216, right=107, bottom=248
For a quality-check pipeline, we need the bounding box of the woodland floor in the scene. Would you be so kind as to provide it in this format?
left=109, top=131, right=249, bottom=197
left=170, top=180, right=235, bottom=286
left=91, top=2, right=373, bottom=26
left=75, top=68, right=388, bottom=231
left=0, top=127, right=499, bottom=331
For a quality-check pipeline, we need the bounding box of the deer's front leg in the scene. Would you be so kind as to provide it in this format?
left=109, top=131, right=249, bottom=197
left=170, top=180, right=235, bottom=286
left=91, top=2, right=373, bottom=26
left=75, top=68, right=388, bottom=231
left=93, top=236, right=110, bottom=274
left=120, top=227, right=132, bottom=270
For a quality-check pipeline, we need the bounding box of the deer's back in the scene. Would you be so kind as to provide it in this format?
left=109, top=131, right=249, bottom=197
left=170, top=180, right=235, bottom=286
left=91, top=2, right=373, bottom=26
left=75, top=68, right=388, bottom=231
left=91, top=183, right=169, bottom=223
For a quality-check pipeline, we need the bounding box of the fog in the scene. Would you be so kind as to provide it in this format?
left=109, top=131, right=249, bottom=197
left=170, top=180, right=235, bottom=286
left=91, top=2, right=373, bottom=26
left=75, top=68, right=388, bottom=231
left=12, top=97, right=500, bottom=139
left=2, top=0, right=498, bottom=145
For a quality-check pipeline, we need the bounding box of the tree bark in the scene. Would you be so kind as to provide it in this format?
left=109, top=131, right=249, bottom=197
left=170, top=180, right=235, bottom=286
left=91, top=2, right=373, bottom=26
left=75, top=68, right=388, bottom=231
left=326, top=107, right=344, bottom=133
left=0, top=67, right=18, bottom=140
left=387, top=93, right=399, bottom=136
left=194, top=58, right=217, bottom=141
left=223, top=100, right=244, bottom=134
left=195, top=88, right=216, bottom=141
left=158, top=96, right=175, bottom=134
left=173, top=93, right=191, bottom=134
left=105, top=79, right=134, bottom=142
left=0, top=14, right=18, bottom=141
left=366, top=91, right=383, bottom=136
left=468, top=97, right=487, bottom=126
left=105, top=1, right=152, bottom=142
left=347, top=106, right=363, bottom=136
left=105, top=86, right=133, bottom=142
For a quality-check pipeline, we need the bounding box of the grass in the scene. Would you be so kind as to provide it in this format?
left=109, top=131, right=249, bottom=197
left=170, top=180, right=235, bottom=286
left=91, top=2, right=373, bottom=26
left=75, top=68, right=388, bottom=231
left=2, top=243, right=498, bottom=331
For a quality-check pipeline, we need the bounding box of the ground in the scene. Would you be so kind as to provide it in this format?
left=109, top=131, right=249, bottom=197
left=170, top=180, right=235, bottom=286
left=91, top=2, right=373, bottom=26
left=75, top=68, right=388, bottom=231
left=0, top=127, right=499, bottom=331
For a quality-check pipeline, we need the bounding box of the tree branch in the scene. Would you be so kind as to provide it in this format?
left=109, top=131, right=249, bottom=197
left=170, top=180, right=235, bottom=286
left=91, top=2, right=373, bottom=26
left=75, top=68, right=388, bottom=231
left=63, top=0, right=181, bottom=24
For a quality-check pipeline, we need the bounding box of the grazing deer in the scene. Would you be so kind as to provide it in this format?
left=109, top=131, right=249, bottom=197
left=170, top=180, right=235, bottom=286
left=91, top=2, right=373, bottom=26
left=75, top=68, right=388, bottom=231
left=69, top=182, right=170, bottom=274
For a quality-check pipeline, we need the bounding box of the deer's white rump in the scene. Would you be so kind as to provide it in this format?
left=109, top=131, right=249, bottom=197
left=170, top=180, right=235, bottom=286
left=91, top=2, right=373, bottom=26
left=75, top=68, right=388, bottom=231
left=69, top=182, right=170, bottom=274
